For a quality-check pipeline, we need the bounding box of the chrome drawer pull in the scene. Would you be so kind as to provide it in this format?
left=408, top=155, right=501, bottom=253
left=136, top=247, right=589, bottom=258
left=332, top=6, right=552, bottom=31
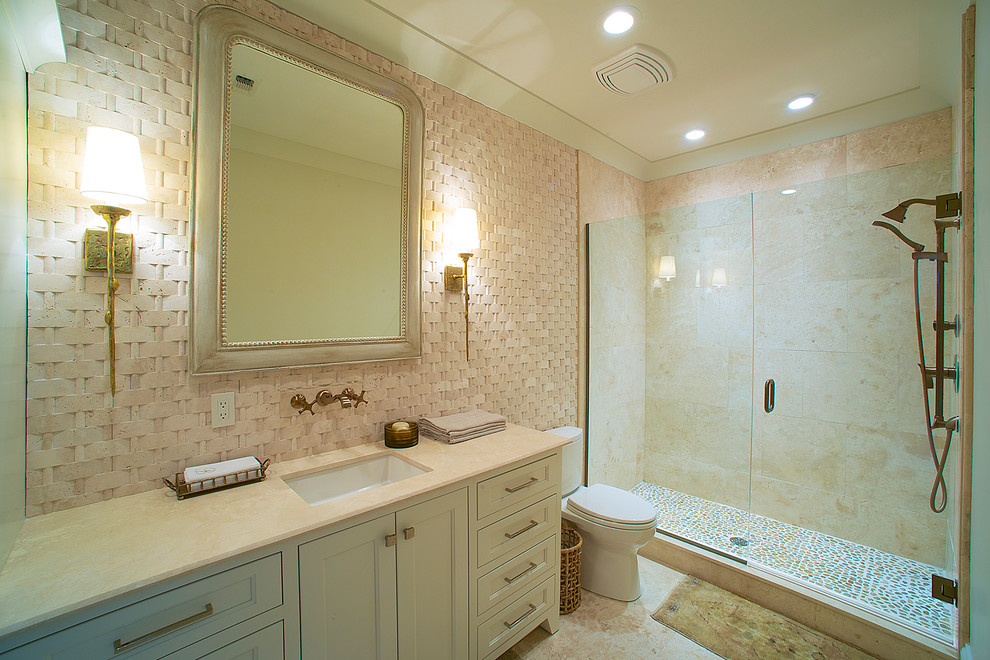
left=504, top=561, right=538, bottom=584
left=504, top=519, right=538, bottom=539
left=504, top=603, right=537, bottom=629
left=113, top=603, right=214, bottom=654
left=504, top=477, right=538, bottom=493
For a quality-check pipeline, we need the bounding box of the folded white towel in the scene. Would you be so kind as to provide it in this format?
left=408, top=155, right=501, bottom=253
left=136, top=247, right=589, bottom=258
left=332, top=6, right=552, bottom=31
left=419, top=409, right=506, bottom=444
left=184, top=457, right=261, bottom=488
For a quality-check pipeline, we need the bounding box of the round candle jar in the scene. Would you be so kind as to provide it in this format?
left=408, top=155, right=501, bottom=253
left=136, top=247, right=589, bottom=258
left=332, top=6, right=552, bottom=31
left=385, top=420, right=418, bottom=448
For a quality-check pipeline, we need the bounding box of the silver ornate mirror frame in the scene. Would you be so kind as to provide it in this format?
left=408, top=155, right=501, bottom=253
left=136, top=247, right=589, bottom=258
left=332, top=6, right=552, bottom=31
left=190, top=6, right=423, bottom=373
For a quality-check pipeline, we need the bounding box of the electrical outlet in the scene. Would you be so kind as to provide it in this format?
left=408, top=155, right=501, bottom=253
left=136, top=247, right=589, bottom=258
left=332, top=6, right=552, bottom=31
left=211, top=392, right=235, bottom=428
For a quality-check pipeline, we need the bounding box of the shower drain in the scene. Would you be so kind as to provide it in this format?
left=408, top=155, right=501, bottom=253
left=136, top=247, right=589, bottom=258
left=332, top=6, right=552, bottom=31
left=729, top=536, right=749, bottom=547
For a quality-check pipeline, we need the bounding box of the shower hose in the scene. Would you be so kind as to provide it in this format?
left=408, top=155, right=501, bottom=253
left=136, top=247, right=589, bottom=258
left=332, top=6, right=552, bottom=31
left=913, top=258, right=957, bottom=514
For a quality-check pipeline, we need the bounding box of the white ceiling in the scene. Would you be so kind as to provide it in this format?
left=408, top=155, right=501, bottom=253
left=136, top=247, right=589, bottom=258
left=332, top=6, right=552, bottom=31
left=269, top=0, right=965, bottom=181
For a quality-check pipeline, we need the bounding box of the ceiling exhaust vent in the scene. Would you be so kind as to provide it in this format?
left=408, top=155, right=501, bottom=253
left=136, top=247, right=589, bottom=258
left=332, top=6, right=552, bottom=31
left=595, top=44, right=673, bottom=95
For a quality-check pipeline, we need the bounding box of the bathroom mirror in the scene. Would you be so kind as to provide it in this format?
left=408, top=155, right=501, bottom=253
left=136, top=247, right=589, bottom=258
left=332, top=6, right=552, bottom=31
left=190, top=6, right=423, bottom=373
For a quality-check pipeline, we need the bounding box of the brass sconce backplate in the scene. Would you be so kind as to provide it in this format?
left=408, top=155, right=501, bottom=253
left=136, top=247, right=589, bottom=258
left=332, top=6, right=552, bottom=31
left=444, top=264, right=465, bottom=291
left=84, top=229, right=133, bottom=273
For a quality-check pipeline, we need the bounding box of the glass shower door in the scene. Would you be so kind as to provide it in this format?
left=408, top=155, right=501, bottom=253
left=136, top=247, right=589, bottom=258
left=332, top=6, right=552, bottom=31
left=748, top=158, right=958, bottom=643
left=633, top=193, right=756, bottom=560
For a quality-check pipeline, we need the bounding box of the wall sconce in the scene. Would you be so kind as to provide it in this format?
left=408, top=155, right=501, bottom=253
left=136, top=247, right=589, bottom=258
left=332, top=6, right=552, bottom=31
left=443, top=208, right=479, bottom=358
left=80, top=126, right=148, bottom=397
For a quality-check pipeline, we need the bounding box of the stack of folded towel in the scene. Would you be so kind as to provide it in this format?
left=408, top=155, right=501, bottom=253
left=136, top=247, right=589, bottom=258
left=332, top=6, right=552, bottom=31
left=419, top=409, right=507, bottom=444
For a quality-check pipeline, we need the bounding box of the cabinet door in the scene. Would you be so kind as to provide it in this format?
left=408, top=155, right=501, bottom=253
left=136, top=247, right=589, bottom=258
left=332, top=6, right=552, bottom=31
left=395, top=489, right=468, bottom=660
left=299, top=514, right=397, bottom=659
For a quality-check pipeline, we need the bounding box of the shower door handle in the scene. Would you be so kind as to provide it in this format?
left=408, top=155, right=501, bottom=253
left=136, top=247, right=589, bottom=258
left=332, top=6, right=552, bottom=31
left=764, top=379, right=775, bottom=413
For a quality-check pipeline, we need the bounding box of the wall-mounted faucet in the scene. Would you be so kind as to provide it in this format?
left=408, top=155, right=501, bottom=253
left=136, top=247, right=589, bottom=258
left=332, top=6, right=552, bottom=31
left=291, top=388, right=368, bottom=415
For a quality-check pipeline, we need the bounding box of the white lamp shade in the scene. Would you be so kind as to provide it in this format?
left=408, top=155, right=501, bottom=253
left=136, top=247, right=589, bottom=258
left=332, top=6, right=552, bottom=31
left=80, top=127, right=148, bottom=206
left=658, top=255, right=676, bottom=280
left=445, top=207, right=479, bottom=253
left=712, top=267, right=727, bottom=287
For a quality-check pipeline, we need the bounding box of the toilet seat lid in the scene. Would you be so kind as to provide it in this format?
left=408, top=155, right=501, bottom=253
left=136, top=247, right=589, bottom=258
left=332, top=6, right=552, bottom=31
left=565, top=484, right=657, bottom=525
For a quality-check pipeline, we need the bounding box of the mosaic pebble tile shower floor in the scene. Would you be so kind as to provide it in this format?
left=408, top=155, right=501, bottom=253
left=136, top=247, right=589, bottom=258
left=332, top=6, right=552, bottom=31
left=632, top=482, right=956, bottom=643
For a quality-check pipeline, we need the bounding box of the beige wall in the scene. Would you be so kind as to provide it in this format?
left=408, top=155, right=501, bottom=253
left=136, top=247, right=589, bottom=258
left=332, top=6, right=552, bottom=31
left=25, top=0, right=578, bottom=515
left=0, top=7, right=27, bottom=563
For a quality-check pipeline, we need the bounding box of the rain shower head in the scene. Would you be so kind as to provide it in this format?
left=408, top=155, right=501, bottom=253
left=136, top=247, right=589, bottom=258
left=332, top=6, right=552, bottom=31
left=882, top=194, right=962, bottom=222
left=881, top=204, right=910, bottom=222
left=881, top=198, right=934, bottom=222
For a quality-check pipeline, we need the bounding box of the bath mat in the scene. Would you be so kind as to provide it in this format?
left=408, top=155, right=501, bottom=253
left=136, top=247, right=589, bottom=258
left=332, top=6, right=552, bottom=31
left=652, top=576, right=876, bottom=660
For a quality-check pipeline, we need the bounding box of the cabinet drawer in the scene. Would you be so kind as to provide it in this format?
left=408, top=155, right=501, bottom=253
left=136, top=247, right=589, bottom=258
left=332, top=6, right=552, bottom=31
left=477, top=496, right=557, bottom=569
left=477, top=457, right=556, bottom=520
left=2, top=554, right=282, bottom=660
left=477, top=536, right=557, bottom=617
left=163, top=621, right=284, bottom=659
left=477, top=575, right=556, bottom=660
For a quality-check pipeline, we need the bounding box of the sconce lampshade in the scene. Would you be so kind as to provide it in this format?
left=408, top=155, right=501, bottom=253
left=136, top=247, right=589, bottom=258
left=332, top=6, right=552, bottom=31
left=658, top=255, right=676, bottom=280
left=446, top=207, right=479, bottom=254
left=80, top=127, right=148, bottom=206
left=712, top=267, right=727, bottom=288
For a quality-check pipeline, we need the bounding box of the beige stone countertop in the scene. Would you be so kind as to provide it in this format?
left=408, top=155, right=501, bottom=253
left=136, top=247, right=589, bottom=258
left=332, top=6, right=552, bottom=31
left=0, top=424, right=568, bottom=640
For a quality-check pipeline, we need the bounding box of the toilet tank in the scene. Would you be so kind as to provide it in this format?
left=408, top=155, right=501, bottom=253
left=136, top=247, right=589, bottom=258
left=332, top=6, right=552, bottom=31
left=545, top=426, right=583, bottom=496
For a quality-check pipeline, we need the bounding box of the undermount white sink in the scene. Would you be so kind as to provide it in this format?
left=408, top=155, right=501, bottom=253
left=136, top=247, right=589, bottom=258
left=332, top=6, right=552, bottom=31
left=284, top=453, right=430, bottom=506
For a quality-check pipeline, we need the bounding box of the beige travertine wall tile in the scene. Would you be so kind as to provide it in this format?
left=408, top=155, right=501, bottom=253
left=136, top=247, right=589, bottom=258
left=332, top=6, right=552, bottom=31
left=577, top=151, right=647, bottom=224
left=646, top=109, right=952, bottom=213
left=25, top=0, right=578, bottom=515
left=752, top=413, right=847, bottom=492
left=750, top=475, right=945, bottom=566
left=586, top=217, right=645, bottom=488
left=761, top=137, right=847, bottom=190
left=846, top=154, right=955, bottom=209
left=644, top=452, right=751, bottom=511
left=846, top=109, right=953, bottom=174
left=645, top=398, right=752, bottom=473
left=755, top=280, right=849, bottom=352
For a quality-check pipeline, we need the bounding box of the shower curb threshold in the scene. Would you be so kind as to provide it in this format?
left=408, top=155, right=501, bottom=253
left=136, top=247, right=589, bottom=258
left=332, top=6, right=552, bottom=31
left=640, top=535, right=956, bottom=660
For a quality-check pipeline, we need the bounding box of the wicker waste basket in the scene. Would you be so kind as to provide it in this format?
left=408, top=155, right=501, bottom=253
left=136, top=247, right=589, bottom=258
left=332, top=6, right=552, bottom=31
left=559, top=524, right=583, bottom=614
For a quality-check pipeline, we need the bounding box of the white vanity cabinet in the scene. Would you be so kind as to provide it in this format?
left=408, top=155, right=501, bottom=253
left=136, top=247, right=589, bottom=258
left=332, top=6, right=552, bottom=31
left=299, top=488, right=469, bottom=660
left=0, top=436, right=566, bottom=660
left=471, top=454, right=562, bottom=660
left=0, top=552, right=291, bottom=660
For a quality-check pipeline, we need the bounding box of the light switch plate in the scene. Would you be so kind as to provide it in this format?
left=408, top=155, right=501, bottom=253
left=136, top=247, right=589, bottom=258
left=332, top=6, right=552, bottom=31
left=211, top=392, right=235, bottom=428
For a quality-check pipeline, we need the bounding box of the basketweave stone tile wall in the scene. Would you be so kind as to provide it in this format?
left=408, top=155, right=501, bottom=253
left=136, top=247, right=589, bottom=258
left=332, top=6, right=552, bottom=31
left=26, top=0, right=578, bottom=515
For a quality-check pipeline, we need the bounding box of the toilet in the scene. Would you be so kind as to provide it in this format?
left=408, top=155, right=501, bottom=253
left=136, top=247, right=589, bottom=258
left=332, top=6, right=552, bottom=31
left=546, top=426, right=659, bottom=601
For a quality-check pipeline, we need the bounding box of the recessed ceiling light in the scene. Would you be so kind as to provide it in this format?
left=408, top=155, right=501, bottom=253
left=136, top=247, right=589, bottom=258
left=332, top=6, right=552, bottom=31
left=685, top=129, right=705, bottom=141
left=603, top=8, right=635, bottom=34
left=781, top=188, right=797, bottom=195
left=787, top=95, right=815, bottom=110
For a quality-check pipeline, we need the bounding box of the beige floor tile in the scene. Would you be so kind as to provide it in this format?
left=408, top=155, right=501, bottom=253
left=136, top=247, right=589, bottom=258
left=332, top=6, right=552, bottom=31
left=501, top=557, right=714, bottom=659
left=503, top=556, right=867, bottom=660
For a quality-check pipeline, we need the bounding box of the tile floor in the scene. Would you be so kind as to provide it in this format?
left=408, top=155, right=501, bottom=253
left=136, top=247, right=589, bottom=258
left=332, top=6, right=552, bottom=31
left=631, top=482, right=956, bottom=643
left=500, top=557, right=722, bottom=659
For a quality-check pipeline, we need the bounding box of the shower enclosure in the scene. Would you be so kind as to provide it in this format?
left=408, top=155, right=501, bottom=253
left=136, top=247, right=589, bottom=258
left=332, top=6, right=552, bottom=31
left=587, top=154, right=960, bottom=645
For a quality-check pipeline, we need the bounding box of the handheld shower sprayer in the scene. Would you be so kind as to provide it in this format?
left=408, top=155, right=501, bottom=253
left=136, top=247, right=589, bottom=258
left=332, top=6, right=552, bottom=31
left=874, top=193, right=961, bottom=514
